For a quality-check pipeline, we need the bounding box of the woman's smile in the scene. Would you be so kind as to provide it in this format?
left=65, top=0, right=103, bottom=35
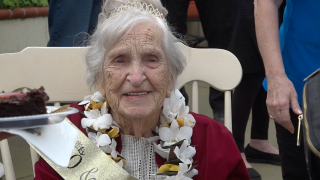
left=123, top=91, right=150, bottom=99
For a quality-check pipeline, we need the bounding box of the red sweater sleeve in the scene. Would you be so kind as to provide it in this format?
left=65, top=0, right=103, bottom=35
left=34, top=157, right=63, bottom=180
left=34, top=103, right=85, bottom=180
left=190, top=112, right=249, bottom=180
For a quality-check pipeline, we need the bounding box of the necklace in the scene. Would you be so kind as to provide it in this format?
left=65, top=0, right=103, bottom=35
left=79, top=89, right=198, bottom=179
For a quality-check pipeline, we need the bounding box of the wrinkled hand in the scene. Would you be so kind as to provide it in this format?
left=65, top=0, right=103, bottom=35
left=266, top=75, right=302, bottom=134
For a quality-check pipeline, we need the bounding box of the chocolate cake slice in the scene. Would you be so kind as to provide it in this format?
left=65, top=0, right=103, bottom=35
left=0, top=87, right=49, bottom=117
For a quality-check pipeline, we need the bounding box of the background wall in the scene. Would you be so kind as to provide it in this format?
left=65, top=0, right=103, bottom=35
left=0, top=17, right=205, bottom=54
left=0, top=17, right=49, bottom=54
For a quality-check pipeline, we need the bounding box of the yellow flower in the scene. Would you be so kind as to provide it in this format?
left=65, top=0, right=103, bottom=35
left=107, top=155, right=126, bottom=168
left=157, top=164, right=179, bottom=173
left=176, top=118, right=185, bottom=127
left=159, top=120, right=193, bottom=147
left=107, top=127, right=120, bottom=138
left=92, top=102, right=104, bottom=110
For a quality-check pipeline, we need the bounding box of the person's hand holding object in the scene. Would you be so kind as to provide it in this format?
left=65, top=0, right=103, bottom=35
left=266, top=74, right=302, bottom=134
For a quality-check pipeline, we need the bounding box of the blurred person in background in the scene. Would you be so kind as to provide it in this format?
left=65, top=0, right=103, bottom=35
left=255, top=0, right=320, bottom=179
left=47, top=0, right=102, bottom=47
left=229, top=1, right=283, bottom=180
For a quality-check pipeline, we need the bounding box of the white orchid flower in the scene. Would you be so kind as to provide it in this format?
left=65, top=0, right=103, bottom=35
left=177, top=105, right=189, bottom=119
left=159, top=114, right=169, bottom=127
left=180, top=160, right=198, bottom=178
left=81, top=110, right=113, bottom=130
left=91, top=91, right=106, bottom=102
left=87, top=132, right=99, bottom=146
left=117, top=159, right=124, bottom=167
left=163, top=89, right=187, bottom=122
left=78, top=95, right=92, bottom=105
left=88, top=132, right=118, bottom=159
left=173, top=89, right=185, bottom=101
left=97, top=133, right=111, bottom=146
left=163, top=89, right=191, bottom=126
left=159, top=119, right=193, bottom=147
left=100, top=101, right=108, bottom=115
left=88, top=132, right=111, bottom=147
left=185, top=169, right=198, bottom=179
left=173, top=140, right=196, bottom=164
left=78, top=91, right=106, bottom=110
left=183, top=114, right=196, bottom=127
left=100, top=138, right=118, bottom=159
left=110, top=139, right=118, bottom=158
left=164, top=163, right=193, bottom=180
left=85, top=109, right=100, bottom=119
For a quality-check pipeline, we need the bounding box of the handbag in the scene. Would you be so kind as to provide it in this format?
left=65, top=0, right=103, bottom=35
left=301, top=68, right=320, bottom=180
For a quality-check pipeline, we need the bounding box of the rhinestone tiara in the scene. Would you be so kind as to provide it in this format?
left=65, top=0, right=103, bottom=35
left=108, top=1, right=166, bottom=22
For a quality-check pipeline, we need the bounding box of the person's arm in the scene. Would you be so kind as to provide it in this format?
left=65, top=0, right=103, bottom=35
left=254, top=0, right=301, bottom=134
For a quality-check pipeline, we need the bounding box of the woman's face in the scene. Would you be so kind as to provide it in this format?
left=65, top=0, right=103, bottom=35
left=99, top=22, right=173, bottom=120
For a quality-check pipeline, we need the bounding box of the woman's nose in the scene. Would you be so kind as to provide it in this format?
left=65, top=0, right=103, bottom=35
left=127, top=63, right=146, bottom=86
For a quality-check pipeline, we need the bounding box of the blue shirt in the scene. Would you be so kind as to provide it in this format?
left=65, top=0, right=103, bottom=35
left=263, top=0, right=320, bottom=105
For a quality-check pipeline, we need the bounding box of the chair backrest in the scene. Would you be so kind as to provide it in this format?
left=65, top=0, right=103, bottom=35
left=176, top=43, right=242, bottom=131
left=0, top=47, right=90, bottom=103
left=0, top=44, right=242, bottom=179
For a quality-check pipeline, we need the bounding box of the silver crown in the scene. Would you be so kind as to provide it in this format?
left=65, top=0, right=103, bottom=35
left=109, top=1, right=166, bottom=22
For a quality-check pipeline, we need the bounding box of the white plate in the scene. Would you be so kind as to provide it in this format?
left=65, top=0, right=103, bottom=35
left=0, top=106, right=79, bottom=130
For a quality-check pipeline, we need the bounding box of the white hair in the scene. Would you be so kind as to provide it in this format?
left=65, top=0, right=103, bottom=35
left=85, top=0, right=187, bottom=91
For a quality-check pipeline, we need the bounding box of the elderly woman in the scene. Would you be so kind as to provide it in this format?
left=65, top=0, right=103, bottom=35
left=34, top=0, right=249, bottom=179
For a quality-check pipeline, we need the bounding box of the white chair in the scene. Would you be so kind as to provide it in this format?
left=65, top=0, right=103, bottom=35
left=176, top=43, right=242, bottom=131
left=0, top=44, right=242, bottom=179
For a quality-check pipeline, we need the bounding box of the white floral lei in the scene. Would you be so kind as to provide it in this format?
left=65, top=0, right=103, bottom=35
left=79, top=89, right=198, bottom=180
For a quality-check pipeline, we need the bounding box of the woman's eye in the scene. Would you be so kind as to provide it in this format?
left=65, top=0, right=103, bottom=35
left=109, top=58, right=127, bottom=67
left=148, top=59, right=156, bottom=63
left=116, top=59, right=125, bottom=63
left=144, top=56, right=161, bottom=68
